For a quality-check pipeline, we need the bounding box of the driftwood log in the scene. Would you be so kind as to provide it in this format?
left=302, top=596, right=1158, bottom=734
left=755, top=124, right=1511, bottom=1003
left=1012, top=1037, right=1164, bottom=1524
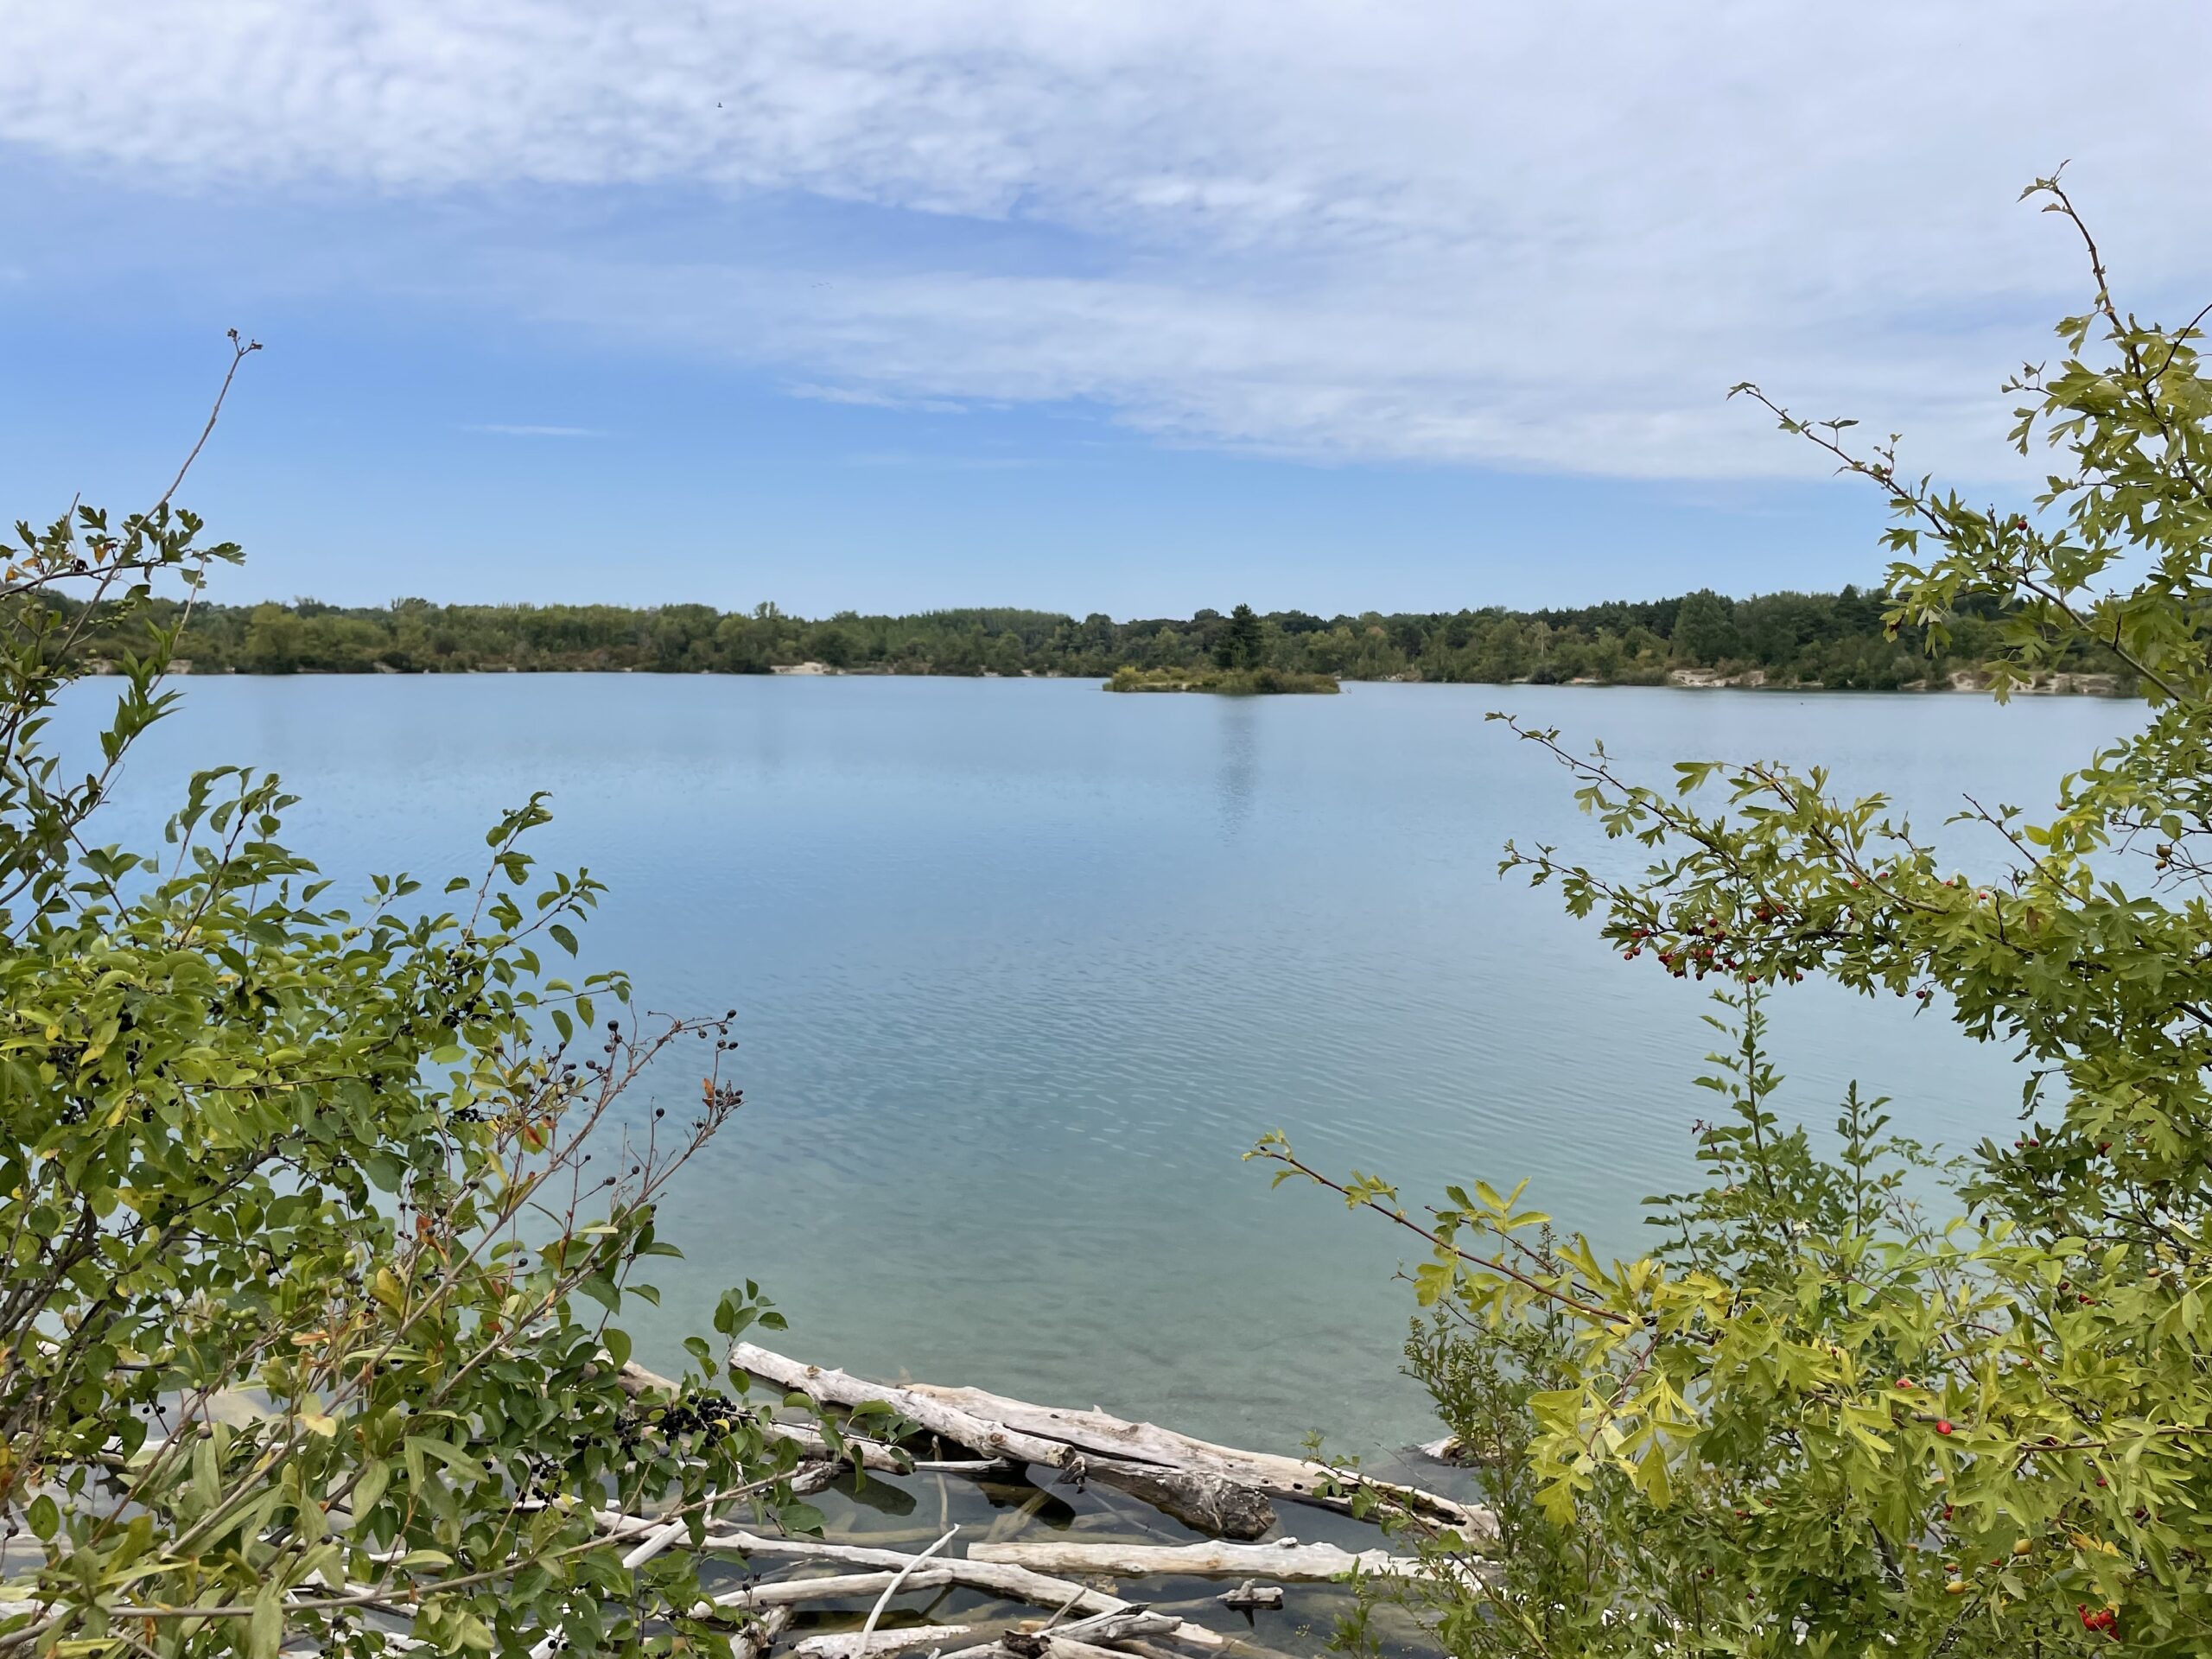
left=598, top=1344, right=1478, bottom=1659
left=791, top=1624, right=974, bottom=1659
left=730, top=1345, right=1278, bottom=1541
left=968, top=1539, right=1420, bottom=1581
left=701, top=1562, right=1225, bottom=1649
left=898, top=1374, right=1491, bottom=1540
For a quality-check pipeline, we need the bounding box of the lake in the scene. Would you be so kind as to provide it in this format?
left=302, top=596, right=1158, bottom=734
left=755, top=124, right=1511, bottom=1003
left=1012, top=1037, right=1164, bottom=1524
left=72, top=674, right=2142, bottom=1461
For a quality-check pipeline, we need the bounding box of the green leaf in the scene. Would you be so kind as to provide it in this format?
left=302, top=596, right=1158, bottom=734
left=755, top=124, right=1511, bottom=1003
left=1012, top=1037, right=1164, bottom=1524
left=249, top=1581, right=283, bottom=1659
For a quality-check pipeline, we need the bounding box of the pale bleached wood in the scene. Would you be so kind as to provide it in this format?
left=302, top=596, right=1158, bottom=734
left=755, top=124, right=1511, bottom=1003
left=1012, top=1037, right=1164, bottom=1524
left=902, top=1381, right=1490, bottom=1540
left=1027, top=1637, right=1131, bottom=1659
left=791, top=1624, right=973, bottom=1659
left=735, top=1605, right=792, bottom=1659
left=708, top=1574, right=1230, bottom=1654
left=1048, top=1611, right=1182, bottom=1644
left=968, top=1539, right=1415, bottom=1581
left=728, top=1346, right=1274, bottom=1541
left=728, top=1347, right=1079, bottom=1468
left=709, top=1569, right=968, bottom=1610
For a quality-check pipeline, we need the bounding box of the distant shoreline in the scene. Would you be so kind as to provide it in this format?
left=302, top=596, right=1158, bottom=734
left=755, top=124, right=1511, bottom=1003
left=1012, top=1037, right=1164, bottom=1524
left=89, top=660, right=2137, bottom=697
left=47, top=589, right=2136, bottom=693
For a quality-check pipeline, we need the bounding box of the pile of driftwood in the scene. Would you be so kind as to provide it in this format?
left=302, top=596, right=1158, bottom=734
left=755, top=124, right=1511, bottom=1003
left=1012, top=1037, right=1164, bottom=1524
left=604, top=1344, right=1495, bottom=1659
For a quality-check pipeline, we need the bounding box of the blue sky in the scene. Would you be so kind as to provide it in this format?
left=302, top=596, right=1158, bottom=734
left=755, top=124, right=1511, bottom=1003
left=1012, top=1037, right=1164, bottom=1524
left=3, top=2, right=2209, bottom=618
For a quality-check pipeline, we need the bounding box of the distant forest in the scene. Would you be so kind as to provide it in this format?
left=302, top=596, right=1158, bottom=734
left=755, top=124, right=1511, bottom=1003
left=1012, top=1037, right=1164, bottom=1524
left=58, top=587, right=2133, bottom=690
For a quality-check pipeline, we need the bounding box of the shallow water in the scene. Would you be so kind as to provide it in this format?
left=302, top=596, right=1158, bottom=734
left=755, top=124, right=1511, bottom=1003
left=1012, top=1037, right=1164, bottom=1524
left=67, top=674, right=2142, bottom=1458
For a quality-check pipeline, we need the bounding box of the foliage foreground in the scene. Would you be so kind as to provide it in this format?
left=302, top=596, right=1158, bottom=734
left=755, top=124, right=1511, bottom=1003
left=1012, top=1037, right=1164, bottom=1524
left=1259, top=176, right=2212, bottom=1654
left=0, top=338, right=823, bottom=1655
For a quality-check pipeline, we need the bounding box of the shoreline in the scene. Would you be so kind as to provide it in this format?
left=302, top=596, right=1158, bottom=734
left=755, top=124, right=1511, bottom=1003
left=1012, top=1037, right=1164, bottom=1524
left=79, top=661, right=2138, bottom=696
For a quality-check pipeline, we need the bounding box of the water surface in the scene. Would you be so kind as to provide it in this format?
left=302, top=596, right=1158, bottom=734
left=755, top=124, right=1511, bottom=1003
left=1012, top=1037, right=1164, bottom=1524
left=75, top=675, right=2141, bottom=1456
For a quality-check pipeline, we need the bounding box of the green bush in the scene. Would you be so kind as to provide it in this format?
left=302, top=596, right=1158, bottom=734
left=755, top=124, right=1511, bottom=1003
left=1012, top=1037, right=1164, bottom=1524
left=0, top=340, right=821, bottom=1656
left=1260, top=175, right=2212, bottom=1654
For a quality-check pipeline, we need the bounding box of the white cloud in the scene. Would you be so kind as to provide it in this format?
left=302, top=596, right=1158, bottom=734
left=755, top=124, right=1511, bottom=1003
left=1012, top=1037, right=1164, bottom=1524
left=4, top=0, right=2209, bottom=478
left=785, top=384, right=969, bottom=415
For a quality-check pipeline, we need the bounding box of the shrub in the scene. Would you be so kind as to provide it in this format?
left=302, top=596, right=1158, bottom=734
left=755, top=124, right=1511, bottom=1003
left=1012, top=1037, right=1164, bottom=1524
left=1260, top=174, right=2212, bottom=1653
left=0, top=338, right=818, bottom=1657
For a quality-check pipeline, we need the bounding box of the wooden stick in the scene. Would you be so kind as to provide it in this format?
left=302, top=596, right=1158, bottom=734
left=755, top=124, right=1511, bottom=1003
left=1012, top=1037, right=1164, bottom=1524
left=860, top=1527, right=958, bottom=1642
left=968, top=1539, right=1416, bottom=1581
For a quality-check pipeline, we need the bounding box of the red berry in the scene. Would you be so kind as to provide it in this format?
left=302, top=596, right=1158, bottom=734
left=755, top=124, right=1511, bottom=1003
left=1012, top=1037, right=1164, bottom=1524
left=1936, top=1420, right=1955, bottom=1436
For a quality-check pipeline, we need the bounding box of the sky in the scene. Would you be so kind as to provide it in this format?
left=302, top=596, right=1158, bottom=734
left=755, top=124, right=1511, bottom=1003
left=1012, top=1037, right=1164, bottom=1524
left=3, top=2, right=2210, bottom=618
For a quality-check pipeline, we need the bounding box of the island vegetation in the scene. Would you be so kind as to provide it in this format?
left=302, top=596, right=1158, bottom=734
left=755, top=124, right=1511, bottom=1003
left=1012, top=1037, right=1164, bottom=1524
left=27, top=573, right=2133, bottom=694
left=1102, top=605, right=1340, bottom=692
left=1103, top=665, right=1340, bottom=694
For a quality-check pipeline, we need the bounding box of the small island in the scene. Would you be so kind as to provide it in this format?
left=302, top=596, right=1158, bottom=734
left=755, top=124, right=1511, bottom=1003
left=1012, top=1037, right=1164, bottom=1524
left=1105, top=664, right=1340, bottom=694
left=1104, top=604, right=1340, bottom=693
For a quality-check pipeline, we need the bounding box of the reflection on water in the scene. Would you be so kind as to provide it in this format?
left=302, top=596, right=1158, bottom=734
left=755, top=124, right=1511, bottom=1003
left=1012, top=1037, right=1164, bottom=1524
left=64, top=675, right=2143, bottom=1454
left=1215, top=699, right=1259, bottom=836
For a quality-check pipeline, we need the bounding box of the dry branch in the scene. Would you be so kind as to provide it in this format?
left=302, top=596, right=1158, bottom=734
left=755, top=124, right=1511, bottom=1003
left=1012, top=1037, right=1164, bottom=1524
left=791, top=1624, right=975, bottom=1659
left=701, top=1562, right=1223, bottom=1649
left=902, top=1377, right=1489, bottom=1539
left=729, top=1346, right=1276, bottom=1541
left=968, top=1539, right=1416, bottom=1582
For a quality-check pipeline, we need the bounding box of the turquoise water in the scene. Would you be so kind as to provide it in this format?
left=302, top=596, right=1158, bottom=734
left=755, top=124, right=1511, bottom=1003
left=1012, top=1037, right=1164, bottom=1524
left=72, top=675, right=2141, bottom=1459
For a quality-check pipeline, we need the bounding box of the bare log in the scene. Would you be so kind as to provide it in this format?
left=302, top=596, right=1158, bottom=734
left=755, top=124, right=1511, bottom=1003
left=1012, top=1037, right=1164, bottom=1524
left=729, top=1345, right=1276, bottom=1541
left=968, top=1540, right=1416, bottom=1581
left=792, top=1625, right=975, bottom=1659
left=1049, top=1611, right=1183, bottom=1644
left=708, top=1566, right=1230, bottom=1654
left=620, top=1359, right=992, bottom=1479
left=1009, top=1637, right=1134, bottom=1659
left=709, top=1569, right=969, bottom=1610
left=901, top=1377, right=1490, bottom=1540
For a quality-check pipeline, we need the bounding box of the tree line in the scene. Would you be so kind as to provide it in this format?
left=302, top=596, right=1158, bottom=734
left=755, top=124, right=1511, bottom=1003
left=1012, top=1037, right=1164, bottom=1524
left=48, top=584, right=2133, bottom=689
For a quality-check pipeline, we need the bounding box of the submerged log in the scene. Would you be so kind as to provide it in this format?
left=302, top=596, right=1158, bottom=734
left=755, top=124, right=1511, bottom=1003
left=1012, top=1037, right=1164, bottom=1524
left=729, top=1346, right=1276, bottom=1541
left=1217, top=1582, right=1282, bottom=1611
left=968, top=1539, right=1416, bottom=1582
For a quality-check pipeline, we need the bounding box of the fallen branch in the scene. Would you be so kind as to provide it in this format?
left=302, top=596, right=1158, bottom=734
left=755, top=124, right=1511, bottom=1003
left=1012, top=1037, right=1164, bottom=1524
left=620, top=1359, right=984, bottom=1479
left=968, top=1539, right=1416, bottom=1582
left=901, top=1376, right=1490, bottom=1539
left=730, top=1346, right=1274, bottom=1541
left=791, top=1624, right=974, bottom=1659
left=704, top=1566, right=1223, bottom=1649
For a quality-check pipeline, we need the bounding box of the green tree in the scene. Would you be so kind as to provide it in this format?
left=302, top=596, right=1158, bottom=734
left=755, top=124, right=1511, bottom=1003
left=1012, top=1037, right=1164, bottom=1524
left=1259, top=175, right=2212, bottom=1653
left=242, top=601, right=304, bottom=673
left=0, top=339, right=830, bottom=1656
left=1214, top=603, right=1263, bottom=670
left=1669, top=588, right=1739, bottom=664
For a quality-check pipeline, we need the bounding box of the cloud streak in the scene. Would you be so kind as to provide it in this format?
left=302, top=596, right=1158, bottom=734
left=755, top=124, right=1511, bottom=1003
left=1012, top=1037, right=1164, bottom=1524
left=5, top=0, right=2209, bottom=479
